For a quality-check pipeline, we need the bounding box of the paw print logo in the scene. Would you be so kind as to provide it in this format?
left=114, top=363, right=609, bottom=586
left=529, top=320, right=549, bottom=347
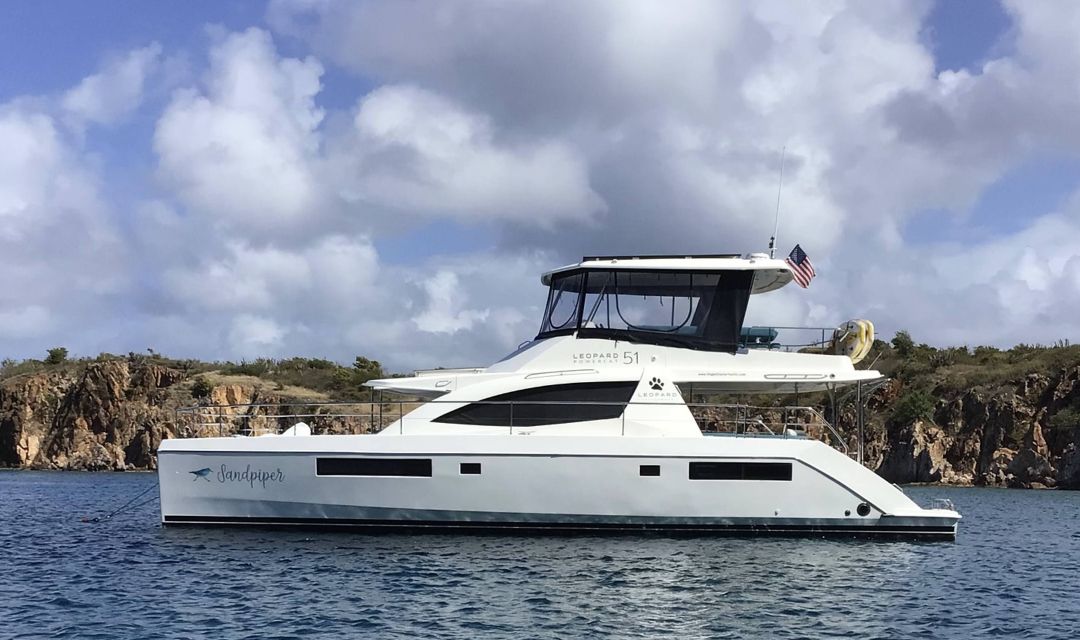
left=648, top=377, right=664, bottom=391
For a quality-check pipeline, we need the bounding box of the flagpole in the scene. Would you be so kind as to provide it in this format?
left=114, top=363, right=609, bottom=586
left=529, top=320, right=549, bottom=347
left=768, top=145, right=786, bottom=259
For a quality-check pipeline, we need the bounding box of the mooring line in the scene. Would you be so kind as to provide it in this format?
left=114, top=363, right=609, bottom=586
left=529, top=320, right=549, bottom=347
left=81, top=481, right=158, bottom=523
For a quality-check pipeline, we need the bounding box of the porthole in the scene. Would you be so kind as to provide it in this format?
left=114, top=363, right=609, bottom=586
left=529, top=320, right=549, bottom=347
left=856, top=502, right=871, bottom=517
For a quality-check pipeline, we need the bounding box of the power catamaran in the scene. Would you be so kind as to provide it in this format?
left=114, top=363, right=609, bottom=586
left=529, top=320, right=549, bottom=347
left=158, top=253, right=961, bottom=538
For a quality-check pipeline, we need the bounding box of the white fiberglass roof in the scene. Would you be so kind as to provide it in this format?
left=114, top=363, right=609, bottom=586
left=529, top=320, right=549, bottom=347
left=541, top=254, right=794, bottom=294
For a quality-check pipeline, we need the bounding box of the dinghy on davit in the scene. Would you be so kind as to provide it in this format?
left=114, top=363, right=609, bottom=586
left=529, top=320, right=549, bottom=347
left=158, top=253, right=961, bottom=539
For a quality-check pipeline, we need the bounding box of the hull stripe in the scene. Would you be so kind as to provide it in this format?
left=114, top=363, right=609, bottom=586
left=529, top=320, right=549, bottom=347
left=162, top=515, right=956, bottom=538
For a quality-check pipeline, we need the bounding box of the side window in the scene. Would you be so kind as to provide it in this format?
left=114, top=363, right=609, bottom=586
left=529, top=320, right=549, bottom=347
left=317, top=458, right=432, bottom=477
left=689, top=461, right=792, bottom=481
left=433, top=382, right=637, bottom=427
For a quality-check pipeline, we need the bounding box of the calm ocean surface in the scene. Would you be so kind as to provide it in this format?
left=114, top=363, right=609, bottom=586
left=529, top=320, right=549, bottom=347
left=1, top=472, right=1078, bottom=639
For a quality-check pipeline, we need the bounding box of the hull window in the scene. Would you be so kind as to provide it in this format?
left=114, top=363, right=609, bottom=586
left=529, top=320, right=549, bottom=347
left=640, top=465, right=661, bottom=477
left=317, top=458, right=432, bottom=477
left=460, top=463, right=482, bottom=475
left=433, top=381, right=636, bottom=427
left=689, top=461, right=792, bottom=481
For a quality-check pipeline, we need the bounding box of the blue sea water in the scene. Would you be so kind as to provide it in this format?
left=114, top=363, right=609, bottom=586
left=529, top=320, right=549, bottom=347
left=1, top=472, right=1079, bottom=639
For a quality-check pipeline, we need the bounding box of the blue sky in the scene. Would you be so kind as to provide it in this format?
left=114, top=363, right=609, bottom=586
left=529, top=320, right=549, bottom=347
left=2, top=0, right=1080, bottom=369
left=926, top=0, right=1012, bottom=73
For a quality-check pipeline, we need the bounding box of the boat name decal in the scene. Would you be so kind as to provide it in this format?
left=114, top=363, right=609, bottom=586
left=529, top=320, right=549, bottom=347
left=572, top=351, right=639, bottom=365
left=214, top=464, right=286, bottom=488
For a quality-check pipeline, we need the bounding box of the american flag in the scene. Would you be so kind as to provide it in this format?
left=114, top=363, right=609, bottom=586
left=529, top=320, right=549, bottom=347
left=786, top=244, right=815, bottom=288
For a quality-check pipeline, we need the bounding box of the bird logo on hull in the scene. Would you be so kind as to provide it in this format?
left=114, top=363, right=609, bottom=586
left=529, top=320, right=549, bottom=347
left=189, top=467, right=212, bottom=481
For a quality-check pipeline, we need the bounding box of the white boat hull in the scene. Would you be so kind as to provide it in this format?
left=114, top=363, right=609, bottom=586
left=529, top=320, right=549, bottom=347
left=158, top=434, right=960, bottom=539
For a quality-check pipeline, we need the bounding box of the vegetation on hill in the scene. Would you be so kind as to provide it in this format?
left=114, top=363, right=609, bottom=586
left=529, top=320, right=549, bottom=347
left=0, top=349, right=388, bottom=401
left=876, top=331, right=1079, bottom=392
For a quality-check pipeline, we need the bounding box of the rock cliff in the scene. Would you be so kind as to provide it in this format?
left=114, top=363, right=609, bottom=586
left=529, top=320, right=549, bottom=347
left=0, top=360, right=187, bottom=470
left=871, top=367, right=1080, bottom=488
left=2, top=356, right=1080, bottom=487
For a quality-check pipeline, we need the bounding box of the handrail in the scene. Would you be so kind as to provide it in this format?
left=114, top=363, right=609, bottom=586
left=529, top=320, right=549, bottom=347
left=738, top=325, right=838, bottom=351
left=171, top=400, right=848, bottom=454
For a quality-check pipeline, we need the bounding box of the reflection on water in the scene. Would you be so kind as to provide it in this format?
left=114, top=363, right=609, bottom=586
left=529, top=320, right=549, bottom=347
left=1, top=473, right=1078, bottom=639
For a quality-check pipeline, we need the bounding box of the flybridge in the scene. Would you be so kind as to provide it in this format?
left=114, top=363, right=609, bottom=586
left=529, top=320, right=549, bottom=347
left=536, top=253, right=795, bottom=353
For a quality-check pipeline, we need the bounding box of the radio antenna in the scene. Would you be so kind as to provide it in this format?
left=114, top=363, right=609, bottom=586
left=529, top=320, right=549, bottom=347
left=768, top=145, right=786, bottom=258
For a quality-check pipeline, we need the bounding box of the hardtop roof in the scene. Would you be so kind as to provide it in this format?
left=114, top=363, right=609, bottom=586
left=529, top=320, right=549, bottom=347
left=541, top=254, right=794, bottom=294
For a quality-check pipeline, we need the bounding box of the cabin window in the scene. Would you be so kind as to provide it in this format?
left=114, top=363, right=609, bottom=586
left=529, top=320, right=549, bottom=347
left=317, top=458, right=432, bottom=477
left=433, top=381, right=636, bottom=427
left=688, top=461, right=792, bottom=481
left=460, top=463, right=482, bottom=475
left=640, top=465, right=661, bottom=477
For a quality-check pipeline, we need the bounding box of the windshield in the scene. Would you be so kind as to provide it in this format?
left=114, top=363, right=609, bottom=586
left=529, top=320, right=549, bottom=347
left=538, top=272, right=583, bottom=334
left=537, top=269, right=753, bottom=351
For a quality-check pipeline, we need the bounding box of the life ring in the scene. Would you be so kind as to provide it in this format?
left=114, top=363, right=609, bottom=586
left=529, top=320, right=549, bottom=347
left=832, top=319, right=875, bottom=364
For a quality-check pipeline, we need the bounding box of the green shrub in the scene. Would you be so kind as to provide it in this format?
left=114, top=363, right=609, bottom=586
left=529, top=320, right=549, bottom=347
left=191, top=375, right=214, bottom=399
left=1050, top=407, right=1080, bottom=430
left=45, top=347, right=68, bottom=366
left=891, top=389, right=935, bottom=425
left=891, top=331, right=915, bottom=358
left=221, top=359, right=272, bottom=377
left=353, top=356, right=384, bottom=382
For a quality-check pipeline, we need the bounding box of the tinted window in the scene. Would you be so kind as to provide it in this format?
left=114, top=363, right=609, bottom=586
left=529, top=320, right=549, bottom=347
left=640, top=465, right=661, bottom=477
left=317, top=458, right=432, bottom=477
left=689, top=461, right=792, bottom=481
left=460, top=463, right=481, bottom=475
left=433, top=382, right=636, bottom=427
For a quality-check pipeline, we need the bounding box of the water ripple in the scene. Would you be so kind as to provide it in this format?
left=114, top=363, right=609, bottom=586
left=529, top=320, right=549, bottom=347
left=1, top=472, right=1079, bottom=638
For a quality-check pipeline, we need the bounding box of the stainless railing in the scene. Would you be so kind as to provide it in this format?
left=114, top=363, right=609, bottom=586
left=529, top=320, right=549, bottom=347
left=692, top=404, right=849, bottom=454
left=739, top=325, right=837, bottom=352
left=173, top=400, right=850, bottom=454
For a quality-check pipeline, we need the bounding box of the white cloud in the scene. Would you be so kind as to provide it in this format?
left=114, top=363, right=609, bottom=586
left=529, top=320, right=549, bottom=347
left=0, top=109, right=64, bottom=234
left=163, top=241, right=312, bottom=313
left=162, top=234, right=379, bottom=314
left=0, top=101, right=129, bottom=353
left=413, top=270, right=490, bottom=333
left=229, top=314, right=287, bottom=357
left=62, top=43, right=163, bottom=126
left=154, top=28, right=325, bottom=230
left=336, top=85, right=603, bottom=225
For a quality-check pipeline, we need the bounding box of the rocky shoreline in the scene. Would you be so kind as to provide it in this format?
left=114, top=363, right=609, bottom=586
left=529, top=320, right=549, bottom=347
left=2, top=354, right=1080, bottom=488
